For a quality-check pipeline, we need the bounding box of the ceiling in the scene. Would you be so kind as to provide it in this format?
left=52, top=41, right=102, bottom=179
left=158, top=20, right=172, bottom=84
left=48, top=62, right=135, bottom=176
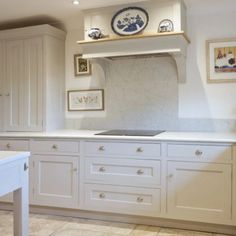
left=0, top=0, right=235, bottom=30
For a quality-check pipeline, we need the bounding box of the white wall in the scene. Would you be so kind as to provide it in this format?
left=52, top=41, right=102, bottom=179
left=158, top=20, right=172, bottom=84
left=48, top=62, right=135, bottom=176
left=65, top=0, right=236, bottom=131
left=179, top=2, right=236, bottom=119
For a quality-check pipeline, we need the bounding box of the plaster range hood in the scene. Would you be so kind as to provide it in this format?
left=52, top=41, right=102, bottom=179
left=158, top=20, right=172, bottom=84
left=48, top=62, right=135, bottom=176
left=77, top=31, right=190, bottom=83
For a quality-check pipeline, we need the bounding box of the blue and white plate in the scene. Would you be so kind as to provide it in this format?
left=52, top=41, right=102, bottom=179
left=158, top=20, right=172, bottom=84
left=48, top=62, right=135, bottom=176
left=111, top=7, right=149, bottom=36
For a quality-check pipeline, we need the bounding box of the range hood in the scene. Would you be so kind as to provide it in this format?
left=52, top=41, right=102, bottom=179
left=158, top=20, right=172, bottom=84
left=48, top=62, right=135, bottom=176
left=77, top=31, right=190, bottom=83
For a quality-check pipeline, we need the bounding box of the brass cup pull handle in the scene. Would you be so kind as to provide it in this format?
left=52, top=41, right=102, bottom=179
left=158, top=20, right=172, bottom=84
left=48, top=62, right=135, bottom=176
left=5, top=93, right=10, bottom=97
left=137, top=196, right=144, bottom=203
left=6, top=143, right=11, bottom=149
left=195, top=150, right=203, bottom=156
left=99, top=193, right=106, bottom=199
left=98, top=146, right=105, bottom=151
left=136, top=147, right=143, bottom=153
left=137, top=169, right=144, bottom=175
left=52, top=144, right=58, bottom=150
left=72, top=168, right=77, bottom=172
left=99, top=167, right=106, bottom=172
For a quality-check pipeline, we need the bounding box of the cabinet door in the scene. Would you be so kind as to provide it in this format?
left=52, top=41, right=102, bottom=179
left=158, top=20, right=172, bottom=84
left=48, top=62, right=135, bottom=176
left=32, top=155, right=79, bottom=208
left=5, top=37, right=43, bottom=131
left=0, top=41, right=3, bottom=130
left=167, top=161, right=232, bottom=223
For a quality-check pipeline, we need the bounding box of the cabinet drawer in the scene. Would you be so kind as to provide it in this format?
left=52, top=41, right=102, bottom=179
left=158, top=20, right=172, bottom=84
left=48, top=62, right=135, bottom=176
left=167, top=144, right=232, bottom=163
left=31, top=140, right=79, bottom=154
left=0, top=139, right=29, bottom=151
left=85, top=141, right=161, bottom=158
left=83, top=184, right=161, bottom=217
left=85, top=158, right=161, bottom=187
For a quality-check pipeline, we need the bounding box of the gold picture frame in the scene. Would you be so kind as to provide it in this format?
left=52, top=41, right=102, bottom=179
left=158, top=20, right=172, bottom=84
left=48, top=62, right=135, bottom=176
left=67, top=89, right=104, bottom=111
left=74, top=54, right=91, bottom=76
left=206, top=38, right=236, bottom=83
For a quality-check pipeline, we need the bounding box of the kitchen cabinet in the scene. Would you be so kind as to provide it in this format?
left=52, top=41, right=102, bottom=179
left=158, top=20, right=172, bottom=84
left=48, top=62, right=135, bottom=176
left=30, top=139, right=80, bottom=208
left=31, top=155, right=79, bottom=208
left=81, top=140, right=162, bottom=217
left=5, top=37, right=43, bottom=131
left=167, top=161, right=232, bottom=223
left=0, top=41, right=3, bottom=131
left=0, top=25, right=65, bottom=131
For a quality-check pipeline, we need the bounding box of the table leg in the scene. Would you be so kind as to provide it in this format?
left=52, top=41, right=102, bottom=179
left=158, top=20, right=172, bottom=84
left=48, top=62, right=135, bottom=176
left=13, top=163, right=29, bottom=236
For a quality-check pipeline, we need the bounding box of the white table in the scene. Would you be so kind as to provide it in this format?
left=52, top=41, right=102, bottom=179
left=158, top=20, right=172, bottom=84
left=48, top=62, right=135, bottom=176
left=0, top=151, right=30, bottom=236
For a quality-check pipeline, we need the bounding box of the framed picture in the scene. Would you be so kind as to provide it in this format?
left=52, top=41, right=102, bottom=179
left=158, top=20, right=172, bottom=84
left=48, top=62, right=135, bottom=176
left=206, top=39, right=236, bottom=83
left=74, top=54, right=91, bottom=76
left=67, top=89, right=104, bottom=111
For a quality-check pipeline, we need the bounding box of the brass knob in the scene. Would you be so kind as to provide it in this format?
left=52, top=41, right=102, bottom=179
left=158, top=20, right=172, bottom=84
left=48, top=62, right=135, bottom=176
left=98, top=146, right=105, bottom=151
left=5, top=93, right=10, bottom=97
left=99, top=193, right=106, bottom=199
left=6, top=143, right=11, bottom=149
left=136, top=147, right=143, bottom=153
left=52, top=144, right=58, bottom=150
left=99, top=167, right=106, bottom=172
left=195, top=150, right=203, bottom=156
left=137, top=196, right=144, bottom=203
left=137, top=169, right=144, bottom=175
left=73, top=168, right=77, bottom=172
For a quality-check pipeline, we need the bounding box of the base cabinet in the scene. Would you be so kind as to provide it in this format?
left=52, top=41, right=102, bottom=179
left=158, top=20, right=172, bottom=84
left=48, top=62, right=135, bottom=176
left=31, top=155, right=79, bottom=209
left=167, top=161, right=232, bottom=223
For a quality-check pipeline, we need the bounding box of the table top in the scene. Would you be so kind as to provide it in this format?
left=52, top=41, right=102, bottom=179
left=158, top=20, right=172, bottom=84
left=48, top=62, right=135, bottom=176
left=0, top=151, right=30, bottom=165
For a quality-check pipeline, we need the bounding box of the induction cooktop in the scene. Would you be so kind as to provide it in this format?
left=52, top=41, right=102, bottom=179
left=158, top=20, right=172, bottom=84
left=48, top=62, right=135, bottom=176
left=95, top=130, right=165, bottom=137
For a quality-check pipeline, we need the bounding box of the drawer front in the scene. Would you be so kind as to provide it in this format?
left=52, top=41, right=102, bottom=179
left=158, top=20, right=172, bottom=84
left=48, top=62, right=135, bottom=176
left=167, top=144, right=232, bottom=163
left=83, top=184, right=161, bottom=217
left=31, top=140, right=79, bottom=154
left=85, top=141, right=161, bottom=158
left=85, top=158, right=161, bottom=187
left=0, top=139, right=29, bottom=151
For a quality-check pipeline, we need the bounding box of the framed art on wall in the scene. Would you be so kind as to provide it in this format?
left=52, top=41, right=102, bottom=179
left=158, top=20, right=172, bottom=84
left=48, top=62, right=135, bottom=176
left=74, top=54, right=91, bottom=76
left=207, top=39, right=236, bottom=83
left=67, top=89, right=104, bottom=111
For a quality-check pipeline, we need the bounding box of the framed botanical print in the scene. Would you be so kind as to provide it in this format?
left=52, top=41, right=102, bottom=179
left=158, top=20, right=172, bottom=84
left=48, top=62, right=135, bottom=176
left=67, top=89, right=104, bottom=111
left=206, top=39, right=236, bottom=83
left=74, top=54, right=91, bottom=76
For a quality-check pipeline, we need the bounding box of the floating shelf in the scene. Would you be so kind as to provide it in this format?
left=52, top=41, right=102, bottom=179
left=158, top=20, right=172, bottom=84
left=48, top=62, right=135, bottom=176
left=77, top=31, right=190, bottom=83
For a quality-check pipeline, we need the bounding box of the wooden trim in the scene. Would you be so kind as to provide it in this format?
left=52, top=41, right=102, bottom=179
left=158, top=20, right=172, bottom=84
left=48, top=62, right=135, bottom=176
left=77, top=31, right=190, bottom=45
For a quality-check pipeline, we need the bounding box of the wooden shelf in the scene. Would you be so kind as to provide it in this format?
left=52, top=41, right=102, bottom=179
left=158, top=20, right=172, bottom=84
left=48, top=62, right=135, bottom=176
left=77, top=31, right=190, bottom=45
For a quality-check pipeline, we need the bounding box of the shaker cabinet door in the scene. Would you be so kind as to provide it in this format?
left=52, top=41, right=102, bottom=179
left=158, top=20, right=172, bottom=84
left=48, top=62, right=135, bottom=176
left=5, top=37, right=43, bottom=131
left=0, top=41, right=3, bottom=130
left=167, top=161, right=232, bottom=224
left=32, top=155, right=79, bottom=209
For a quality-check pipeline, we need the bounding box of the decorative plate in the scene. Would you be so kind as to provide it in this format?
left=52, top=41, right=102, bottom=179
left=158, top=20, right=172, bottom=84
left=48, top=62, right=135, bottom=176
left=158, top=19, right=174, bottom=33
left=111, top=7, right=149, bottom=36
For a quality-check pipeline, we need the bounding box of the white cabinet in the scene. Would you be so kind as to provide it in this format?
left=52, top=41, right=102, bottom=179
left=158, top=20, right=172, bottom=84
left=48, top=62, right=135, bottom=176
left=5, top=37, right=43, bottom=131
left=0, top=41, right=3, bottom=131
left=167, top=161, right=232, bottom=223
left=0, top=25, right=65, bottom=131
left=32, top=155, right=79, bottom=209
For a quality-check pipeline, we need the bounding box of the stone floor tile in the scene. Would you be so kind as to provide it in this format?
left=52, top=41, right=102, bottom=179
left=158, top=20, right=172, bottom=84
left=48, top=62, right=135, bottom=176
left=158, top=228, right=214, bottom=236
left=109, top=221, right=136, bottom=235
left=130, top=225, right=160, bottom=236
left=51, top=228, right=105, bottom=236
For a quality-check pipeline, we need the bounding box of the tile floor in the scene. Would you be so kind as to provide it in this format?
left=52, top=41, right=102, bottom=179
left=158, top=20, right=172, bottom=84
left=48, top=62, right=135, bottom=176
left=0, top=210, right=232, bottom=236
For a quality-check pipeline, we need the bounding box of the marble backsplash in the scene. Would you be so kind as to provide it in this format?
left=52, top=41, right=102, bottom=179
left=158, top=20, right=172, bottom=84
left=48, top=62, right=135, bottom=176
left=66, top=57, right=236, bottom=132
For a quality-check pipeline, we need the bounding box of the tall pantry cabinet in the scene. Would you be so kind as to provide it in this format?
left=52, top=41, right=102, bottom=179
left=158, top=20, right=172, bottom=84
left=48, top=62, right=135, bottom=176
left=0, top=25, right=66, bottom=131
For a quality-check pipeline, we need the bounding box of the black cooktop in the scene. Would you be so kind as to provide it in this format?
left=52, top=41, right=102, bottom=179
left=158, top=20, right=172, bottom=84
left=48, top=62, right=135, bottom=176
left=95, top=130, right=165, bottom=137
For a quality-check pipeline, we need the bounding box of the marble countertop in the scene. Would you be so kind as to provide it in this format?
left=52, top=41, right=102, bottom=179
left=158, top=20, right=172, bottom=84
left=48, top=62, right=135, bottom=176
left=0, top=151, right=30, bottom=165
left=0, top=130, right=236, bottom=143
